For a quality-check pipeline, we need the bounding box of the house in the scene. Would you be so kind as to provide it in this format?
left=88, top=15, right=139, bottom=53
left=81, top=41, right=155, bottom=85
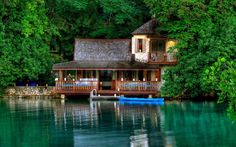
left=52, top=19, right=177, bottom=97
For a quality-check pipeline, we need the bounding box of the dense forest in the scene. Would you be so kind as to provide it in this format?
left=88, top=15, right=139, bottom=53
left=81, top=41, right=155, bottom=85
left=144, top=0, right=236, bottom=116
left=0, top=0, right=149, bottom=88
left=0, top=0, right=235, bottom=115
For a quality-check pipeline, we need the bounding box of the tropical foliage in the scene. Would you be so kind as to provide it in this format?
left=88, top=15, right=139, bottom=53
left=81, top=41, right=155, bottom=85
left=1, top=0, right=235, bottom=115
left=0, top=0, right=149, bottom=91
left=0, top=0, right=56, bottom=91
left=145, top=0, right=236, bottom=116
left=47, top=0, right=149, bottom=59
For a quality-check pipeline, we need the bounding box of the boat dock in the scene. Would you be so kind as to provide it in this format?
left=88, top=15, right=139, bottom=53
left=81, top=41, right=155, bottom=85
left=89, top=89, right=119, bottom=101
left=89, top=89, right=170, bottom=102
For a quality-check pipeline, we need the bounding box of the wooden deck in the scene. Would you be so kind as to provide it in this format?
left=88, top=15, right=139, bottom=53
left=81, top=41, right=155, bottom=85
left=54, top=89, right=158, bottom=96
left=54, top=80, right=160, bottom=96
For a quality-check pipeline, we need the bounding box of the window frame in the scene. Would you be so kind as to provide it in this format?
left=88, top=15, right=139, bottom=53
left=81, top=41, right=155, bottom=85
left=150, top=39, right=166, bottom=53
left=136, top=38, right=145, bottom=53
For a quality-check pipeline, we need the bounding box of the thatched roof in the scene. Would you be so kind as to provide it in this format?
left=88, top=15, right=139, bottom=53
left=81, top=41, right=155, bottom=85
left=53, top=61, right=162, bottom=70
left=74, top=39, right=131, bottom=61
left=132, top=19, right=160, bottom=35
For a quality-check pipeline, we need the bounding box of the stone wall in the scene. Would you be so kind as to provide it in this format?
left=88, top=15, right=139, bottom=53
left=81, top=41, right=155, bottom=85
left=6, top=86, right=55, bottom=96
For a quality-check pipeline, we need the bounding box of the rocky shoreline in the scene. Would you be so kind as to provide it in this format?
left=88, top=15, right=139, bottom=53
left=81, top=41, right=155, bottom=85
left=5, top=86, right=56, bottom=97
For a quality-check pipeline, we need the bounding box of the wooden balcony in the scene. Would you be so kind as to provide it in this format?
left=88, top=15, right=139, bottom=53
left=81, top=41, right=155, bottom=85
left=116, top=81, right=159, bottom=91
left=54, top=80, right=159, bottom=95
left=54, top=80, right=98, bottom=94
left=149, top=52, right=177, bottom=64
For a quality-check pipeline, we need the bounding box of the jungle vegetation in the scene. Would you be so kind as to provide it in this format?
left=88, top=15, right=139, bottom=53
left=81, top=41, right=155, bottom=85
left=0, top=0, right=235, bottom=115
left=145, top=0, right=236, bottom=116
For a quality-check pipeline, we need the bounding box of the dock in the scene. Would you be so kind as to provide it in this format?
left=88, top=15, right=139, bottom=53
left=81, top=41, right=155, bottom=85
left=89, top=89, right=119, bottom=101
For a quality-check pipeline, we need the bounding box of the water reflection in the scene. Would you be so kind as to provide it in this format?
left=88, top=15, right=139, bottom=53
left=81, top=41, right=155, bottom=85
left=116, top=102, right=176, bottom=147
left=130, top=129, right=148, bottom=147
left=0, top=98, right=235, bottom=147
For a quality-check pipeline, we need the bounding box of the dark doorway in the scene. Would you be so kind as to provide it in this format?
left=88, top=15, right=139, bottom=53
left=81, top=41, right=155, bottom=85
left=99, top=71, right=112, bottom=90
left=138, top=70, right=144, bottom=81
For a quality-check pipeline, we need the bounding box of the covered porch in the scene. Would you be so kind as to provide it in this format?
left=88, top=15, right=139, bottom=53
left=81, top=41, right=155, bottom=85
left=52, top=61, right=163, bottom=96
left=53, top=69, right=161, bottom=96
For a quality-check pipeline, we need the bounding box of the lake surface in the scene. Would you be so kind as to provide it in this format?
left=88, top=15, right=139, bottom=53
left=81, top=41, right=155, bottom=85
left=0, top=97, right=236, bottom=147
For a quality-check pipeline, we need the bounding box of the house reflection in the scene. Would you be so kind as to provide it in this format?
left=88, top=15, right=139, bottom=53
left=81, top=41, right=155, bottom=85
left=130, top=129, right=148, bottom=147
left=5, top=98, right=176, bottom=146
left=53, top=100, right=99, bottom=128
left=115, top=102, right=177, bottom=147
left=53, top=100, right=177, bottom=147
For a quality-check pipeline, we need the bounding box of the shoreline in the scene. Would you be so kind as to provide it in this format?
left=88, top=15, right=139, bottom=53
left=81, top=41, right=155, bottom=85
left=4, top=86, right=218, bottom=102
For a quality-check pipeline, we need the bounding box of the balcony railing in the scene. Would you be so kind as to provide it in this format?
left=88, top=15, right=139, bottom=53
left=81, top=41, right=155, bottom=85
left=149, top=52, right=177, bottom=63
left=116, top=81, right=159, bottom=91
left=54, top=80, right=159, bottom=93
left=54, top=80, right=98, bottom=91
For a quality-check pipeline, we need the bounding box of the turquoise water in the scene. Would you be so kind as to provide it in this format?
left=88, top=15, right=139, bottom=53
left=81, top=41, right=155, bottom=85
left=0, top=97, right=236, bottom=147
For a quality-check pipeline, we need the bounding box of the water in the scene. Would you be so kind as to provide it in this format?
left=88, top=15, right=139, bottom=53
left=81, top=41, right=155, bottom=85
left=0, top=97, right=236, bottom=147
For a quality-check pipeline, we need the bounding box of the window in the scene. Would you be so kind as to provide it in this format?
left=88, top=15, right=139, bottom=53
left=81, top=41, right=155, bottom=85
left=151, top=40, right=165, bottom=52
left=151, top=40, right=158, bottom=52
left=137, top=39, right=143, bottom=52
left=83, top=70, right=96, bottom=78
left=158, top=40, right=165, bottom=51
left=124, top=71, right=134, bottom=81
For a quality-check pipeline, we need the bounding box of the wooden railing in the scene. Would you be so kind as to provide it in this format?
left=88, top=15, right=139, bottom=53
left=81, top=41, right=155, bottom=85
left=54, top=80, right=159, bottom=92
left=116, top=81, right=159, bottom=91
left=54, top=81, right=98, bottom=91
left=149, top=52, right=177, bottom=63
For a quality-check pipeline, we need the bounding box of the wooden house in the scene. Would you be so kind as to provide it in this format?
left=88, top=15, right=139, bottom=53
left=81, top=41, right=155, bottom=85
left=52, top=19, right=177, bottom=97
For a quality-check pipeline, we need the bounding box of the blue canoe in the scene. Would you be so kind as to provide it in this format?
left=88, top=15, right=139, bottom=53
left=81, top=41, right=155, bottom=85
left=118, top=97, right=164, bottom=103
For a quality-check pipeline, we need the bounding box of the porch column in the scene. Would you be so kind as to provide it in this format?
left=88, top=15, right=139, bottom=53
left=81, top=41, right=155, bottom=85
left=143, top=70, right=147, bottom=81
left=96, top=70, right=99, bottom=90
left=118, top=71, right=123, bottom=81
left=112, top=71, right=117, bottom=90
left=75, top=70, right=78, bottom=80
left=135, top=70, right=139, bottom=81
left=112, top=70, right=117, bottom=80
left=156, top=69, right=161, bottom=82
left=151, top=70, right=155, bottom=81
left=76, top=70, right=83, bottom=80
left=96, top=70, right=99, bottom=79
left=59, top=70, right=63, bottom=81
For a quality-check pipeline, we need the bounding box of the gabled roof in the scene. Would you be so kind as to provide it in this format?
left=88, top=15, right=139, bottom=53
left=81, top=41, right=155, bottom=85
left=132, top=19, right=160, bottom=35
left=53, top=60, right=161, bottom=70
left=74, top=39, right=131, bottom=61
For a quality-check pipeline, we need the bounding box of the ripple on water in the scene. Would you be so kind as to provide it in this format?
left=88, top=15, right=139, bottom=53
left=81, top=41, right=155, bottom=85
left=0, top=98, right=235, bottom=147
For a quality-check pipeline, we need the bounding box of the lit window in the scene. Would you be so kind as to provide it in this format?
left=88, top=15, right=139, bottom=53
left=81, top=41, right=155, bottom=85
left=137, top=39, right=143, bottom=52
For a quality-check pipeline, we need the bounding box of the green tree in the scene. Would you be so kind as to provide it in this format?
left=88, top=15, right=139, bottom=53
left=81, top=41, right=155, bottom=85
left=46, top=0, right=150, bottom=60
left=145, top=0, right=236, bottom=98
left=0, top=0, right=56, bottom=90
left=202, top=57, right=236, bottom=119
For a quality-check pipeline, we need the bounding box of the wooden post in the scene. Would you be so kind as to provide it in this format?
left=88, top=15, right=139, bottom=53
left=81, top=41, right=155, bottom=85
left=59, top=70, right=63, bottom=81
left=144, top=70, right=147, bottom=81
left=155, top=69, right=161, bottom=82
